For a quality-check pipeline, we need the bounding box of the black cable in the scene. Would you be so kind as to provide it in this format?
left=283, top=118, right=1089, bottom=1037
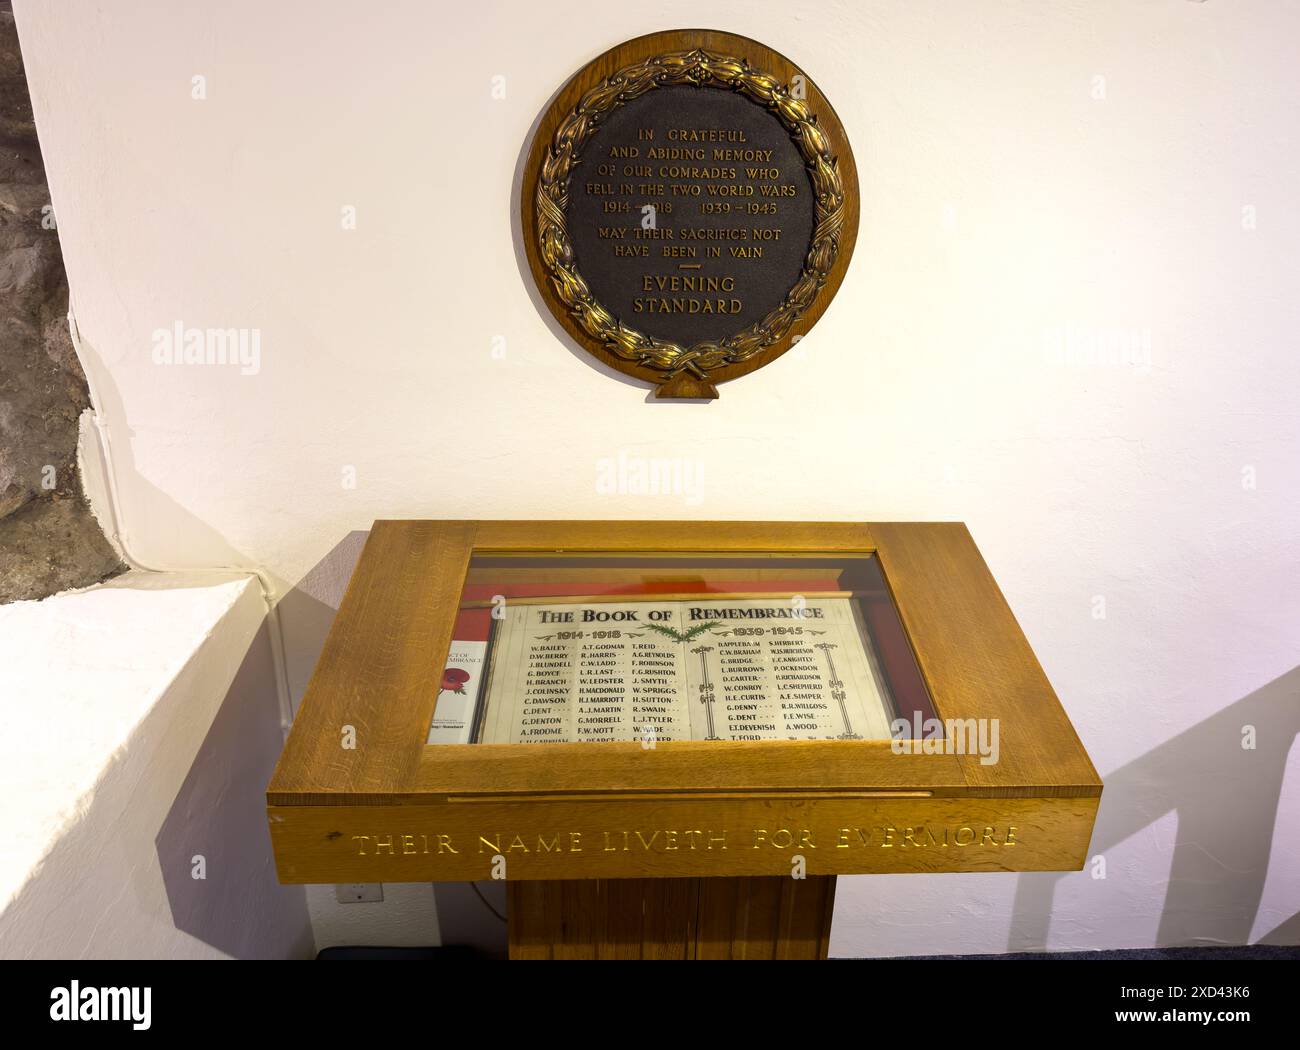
left=470, top=881, right=507, bottom=924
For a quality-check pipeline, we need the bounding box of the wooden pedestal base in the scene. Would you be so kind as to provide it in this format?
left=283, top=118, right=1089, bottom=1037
left=507, top=875, right=836, bottom=960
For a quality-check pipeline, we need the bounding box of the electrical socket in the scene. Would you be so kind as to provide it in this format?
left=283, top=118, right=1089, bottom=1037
left=335, top=883, right=384, bottom=904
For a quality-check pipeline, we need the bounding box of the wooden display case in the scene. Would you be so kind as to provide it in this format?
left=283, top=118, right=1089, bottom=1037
left=267, top=520, right=1101, bottom=959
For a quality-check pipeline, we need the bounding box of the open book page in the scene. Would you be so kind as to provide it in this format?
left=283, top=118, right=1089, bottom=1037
left=475, top=596, right=896, bottom=743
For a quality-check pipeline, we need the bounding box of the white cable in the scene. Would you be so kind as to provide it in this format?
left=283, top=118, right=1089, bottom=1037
left=67, top=306, right=297, bottom=736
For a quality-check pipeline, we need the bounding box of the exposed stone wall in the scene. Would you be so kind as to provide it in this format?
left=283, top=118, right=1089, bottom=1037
left=0, top=4, right=123, bottom=602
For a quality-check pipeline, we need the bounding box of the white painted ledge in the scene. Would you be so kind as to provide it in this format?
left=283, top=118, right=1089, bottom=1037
left=0, top=571, right=313, bottom=958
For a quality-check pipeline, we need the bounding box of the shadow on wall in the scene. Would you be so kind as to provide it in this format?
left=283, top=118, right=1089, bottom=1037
left=275, top=530, right=369, bottom=710
left=155, top=620, right=316, bottom=959
left=1011, top=665, right=1300, bottom=951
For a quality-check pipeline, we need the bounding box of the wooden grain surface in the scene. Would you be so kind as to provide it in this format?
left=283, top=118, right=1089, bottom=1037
left=520, top=29, right=860, bottom=394
left=508, top=875, right=836, bottom=960
left=270, top=521, right=474, bottom=796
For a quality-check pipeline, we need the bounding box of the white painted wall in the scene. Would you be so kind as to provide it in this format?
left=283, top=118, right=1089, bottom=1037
left=0, top=573, right=313, bottom=958
left=14, top=0, right=1299, bottom=956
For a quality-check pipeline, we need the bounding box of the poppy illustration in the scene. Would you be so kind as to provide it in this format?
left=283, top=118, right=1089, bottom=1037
left=440, top=667, right=472, bottom=694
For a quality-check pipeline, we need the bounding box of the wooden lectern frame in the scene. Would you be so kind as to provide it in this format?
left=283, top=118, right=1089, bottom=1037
left=268, top=521, right=1101, bottom=959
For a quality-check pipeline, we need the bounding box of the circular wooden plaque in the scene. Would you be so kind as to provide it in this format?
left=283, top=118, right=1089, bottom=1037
left=521, top=29, right=859, bottom=400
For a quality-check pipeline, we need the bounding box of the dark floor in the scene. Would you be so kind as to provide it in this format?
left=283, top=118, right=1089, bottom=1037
left=319, top=943, right=1299, bottom=960
left=889, top=944, right=1299, bottom=961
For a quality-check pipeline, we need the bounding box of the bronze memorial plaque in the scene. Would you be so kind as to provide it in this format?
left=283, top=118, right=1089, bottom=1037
left=522, top=30, right=859, bottom=399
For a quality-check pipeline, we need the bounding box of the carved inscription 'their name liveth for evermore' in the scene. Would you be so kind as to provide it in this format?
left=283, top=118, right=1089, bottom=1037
left=348, top=824, right=1023, bottom=859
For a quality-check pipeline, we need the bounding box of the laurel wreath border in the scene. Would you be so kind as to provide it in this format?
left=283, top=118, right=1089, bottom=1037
left=534, top=48, right=845, bottom=381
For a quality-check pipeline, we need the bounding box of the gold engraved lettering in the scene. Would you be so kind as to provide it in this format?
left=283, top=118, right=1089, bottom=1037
left=647, top=146, right=702, bottom=160
left=640, top=274, right=736, bottom=293
left=373, top=835, right=394, bottom=855
left=667, top=128, right=748, bottom=143
left=633, top=297, right=743, bottom=315
left=635, top=830, right=662, bottom=851
left=351, top=835, right=369, bottom=856
left=714, top=147, right=773, bottom=163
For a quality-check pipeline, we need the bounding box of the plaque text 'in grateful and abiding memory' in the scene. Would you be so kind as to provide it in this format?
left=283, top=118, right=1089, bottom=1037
left=566, top=86, right=815, bottom=346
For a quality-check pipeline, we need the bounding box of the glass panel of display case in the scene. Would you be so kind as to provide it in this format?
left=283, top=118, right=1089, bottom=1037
left=428, top=552, right=935, bottom=746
